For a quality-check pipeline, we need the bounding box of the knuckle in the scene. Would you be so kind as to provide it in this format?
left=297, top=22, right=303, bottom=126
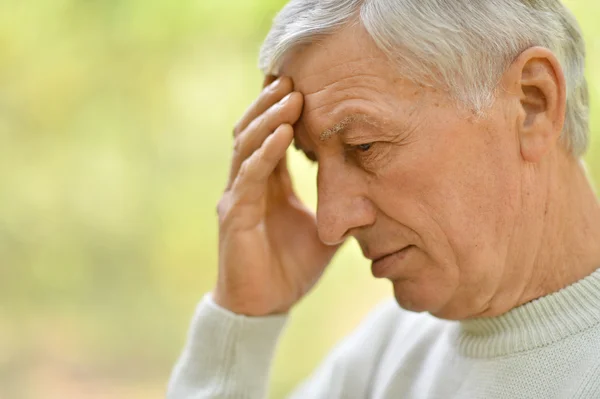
left=238, top=156, right=263, bottom=186
left=237, top=158, right=252, bottom=179
left=232, top=122, right=242, bottom=137
left=233, top=136, right=243, bottom=154
left=256, top=112, right=269, bottom=130
left=216, top=194, right=232, bottom=222
left=216, top=196, right=228, bottom=216
left=218, top=192, right=245, bottom=226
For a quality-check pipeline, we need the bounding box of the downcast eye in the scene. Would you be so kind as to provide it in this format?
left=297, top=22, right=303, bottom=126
left=356, top=143, right=373, bottom=152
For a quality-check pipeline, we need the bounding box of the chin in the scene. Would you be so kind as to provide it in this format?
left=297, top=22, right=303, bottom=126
left=391, top=277, right=457, bottom=317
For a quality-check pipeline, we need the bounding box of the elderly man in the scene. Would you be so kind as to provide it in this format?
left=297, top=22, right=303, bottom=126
left=168, top=0, right=600, bottom=398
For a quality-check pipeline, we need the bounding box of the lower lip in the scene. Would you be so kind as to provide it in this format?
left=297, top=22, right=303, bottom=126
left=371, top=246, right=414, bottom=278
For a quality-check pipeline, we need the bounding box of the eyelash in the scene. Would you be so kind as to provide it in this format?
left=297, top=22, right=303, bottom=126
left=355, top=143, right=373, bottom=152
left=349, top=142, right=378, bottom=158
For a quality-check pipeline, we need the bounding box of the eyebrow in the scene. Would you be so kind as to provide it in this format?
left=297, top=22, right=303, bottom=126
left=319, top=113, right=380, bottom=141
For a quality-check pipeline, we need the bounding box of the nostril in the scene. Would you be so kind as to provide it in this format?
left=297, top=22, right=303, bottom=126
left=317, top=194, right=376, bottom=246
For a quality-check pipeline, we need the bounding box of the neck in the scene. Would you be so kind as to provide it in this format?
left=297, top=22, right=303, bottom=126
left=517, top=150, right=600, bottom=307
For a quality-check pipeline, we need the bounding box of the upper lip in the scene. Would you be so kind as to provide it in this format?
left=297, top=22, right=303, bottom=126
left=365, top=246, right=411, bottom=262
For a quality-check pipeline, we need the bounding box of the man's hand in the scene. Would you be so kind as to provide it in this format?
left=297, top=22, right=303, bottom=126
left=213, top=76, right=340, bottom=316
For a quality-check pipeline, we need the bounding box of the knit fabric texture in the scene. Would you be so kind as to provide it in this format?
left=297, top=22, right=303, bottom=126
left=167, top=268, right=600, bottom=398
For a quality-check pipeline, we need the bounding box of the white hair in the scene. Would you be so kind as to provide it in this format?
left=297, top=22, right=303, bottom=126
left=259, top=0, right=589, bottom=157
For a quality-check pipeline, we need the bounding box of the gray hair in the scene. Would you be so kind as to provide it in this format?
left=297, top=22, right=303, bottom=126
left=259, top=0, right=589, bottom=157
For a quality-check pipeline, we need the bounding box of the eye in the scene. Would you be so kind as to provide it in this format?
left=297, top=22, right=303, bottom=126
left=356, top=143, right=373, bottom=152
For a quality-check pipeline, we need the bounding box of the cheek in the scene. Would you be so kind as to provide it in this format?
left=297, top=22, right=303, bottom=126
left=371, top=155, right=456, bottom=266
left=373, top=120, right=520, bottom=268
left=419, top=123, right=521, bottom=267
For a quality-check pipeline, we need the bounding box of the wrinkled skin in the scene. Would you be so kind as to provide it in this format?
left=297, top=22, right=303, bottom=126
left=214, top=23, right=600, bottom=319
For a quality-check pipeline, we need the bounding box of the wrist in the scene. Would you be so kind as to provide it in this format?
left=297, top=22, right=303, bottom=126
left=212, top=288, right=291, bottom=317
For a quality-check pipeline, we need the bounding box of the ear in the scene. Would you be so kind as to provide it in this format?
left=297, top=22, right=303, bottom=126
left=502, top=47, right=567, bottom=163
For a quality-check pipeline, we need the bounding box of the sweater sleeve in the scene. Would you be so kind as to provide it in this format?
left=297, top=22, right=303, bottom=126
left=166, top=294, right=288, bottom=399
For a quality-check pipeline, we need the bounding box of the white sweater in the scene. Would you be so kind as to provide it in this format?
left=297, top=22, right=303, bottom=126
left=167, top=268, right=600, bottom=398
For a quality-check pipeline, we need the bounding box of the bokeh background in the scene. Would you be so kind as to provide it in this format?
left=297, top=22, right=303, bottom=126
left=0, top=1, right=598, bottom=398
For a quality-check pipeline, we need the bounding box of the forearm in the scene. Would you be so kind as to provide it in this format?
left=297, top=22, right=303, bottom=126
left=167, top=294, right=288, bottom=399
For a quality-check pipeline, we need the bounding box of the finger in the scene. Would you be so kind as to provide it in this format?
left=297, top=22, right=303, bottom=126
left=227, top=91, right=303, bottom=189
left=269, top=155, right=296, bottom=200
left=263, top=75, right=277, bottom=88
left=277, top=156, right=296, bottom=198
left=232, top=124, right=294, bottom=203
left=233, top=76, right=294, bottom=137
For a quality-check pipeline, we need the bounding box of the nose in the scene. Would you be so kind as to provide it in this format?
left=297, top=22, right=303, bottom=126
left=316, top=166, right=376, bottom=245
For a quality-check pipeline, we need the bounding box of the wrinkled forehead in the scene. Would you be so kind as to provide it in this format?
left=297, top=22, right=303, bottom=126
left=279, top=24, right=395, bottom=95
left=278, top=24, right=463, bottom=149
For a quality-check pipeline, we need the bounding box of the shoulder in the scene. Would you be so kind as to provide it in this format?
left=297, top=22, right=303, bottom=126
left=290, top=299, right=409, bottom=397
left=288, top=300, right=447, bottom=398
left=360, top=299, right=404, bottom=330
left=352, top=299, right=413, bottom=341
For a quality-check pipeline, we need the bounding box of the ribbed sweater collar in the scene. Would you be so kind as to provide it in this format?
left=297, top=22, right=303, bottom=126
left=455, top=268, right=600, bottom=358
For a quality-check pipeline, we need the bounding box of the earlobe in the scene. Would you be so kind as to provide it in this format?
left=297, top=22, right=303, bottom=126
left=509, top=47, right=567, bottom=163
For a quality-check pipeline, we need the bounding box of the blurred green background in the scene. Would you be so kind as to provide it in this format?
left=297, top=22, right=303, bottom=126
left=0, top=1, right=598, bottom=398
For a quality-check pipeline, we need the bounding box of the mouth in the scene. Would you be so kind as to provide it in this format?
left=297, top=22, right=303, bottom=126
left=370, top=245, right=415, bottom=278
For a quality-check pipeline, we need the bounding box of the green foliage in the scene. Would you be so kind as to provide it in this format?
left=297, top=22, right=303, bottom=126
left=0, top=1, right=597, bottom=398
